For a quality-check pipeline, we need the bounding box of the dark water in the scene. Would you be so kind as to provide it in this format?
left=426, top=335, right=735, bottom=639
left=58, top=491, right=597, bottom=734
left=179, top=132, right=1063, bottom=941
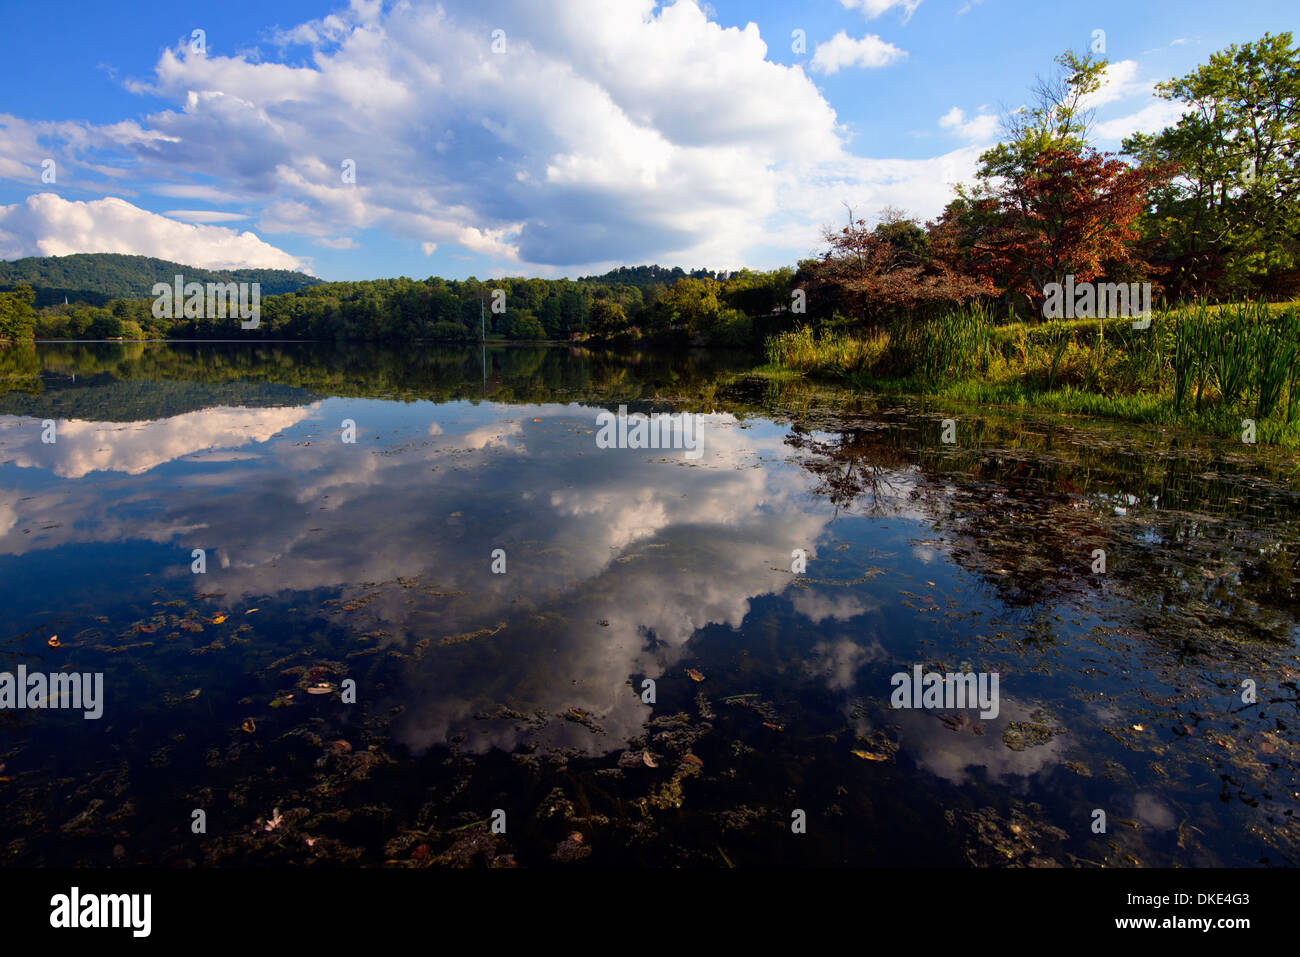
left=1, top=341, right=1297, bottom=867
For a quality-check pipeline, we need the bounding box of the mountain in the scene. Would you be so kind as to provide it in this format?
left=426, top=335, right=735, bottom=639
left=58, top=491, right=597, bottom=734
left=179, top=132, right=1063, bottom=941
left=0, top=253, right=323, bottom=307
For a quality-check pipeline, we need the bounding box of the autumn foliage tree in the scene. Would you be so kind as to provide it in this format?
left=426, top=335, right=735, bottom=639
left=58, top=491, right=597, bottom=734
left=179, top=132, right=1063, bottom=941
left=806, top=208, right=993, bottom=327
left=923, top=46, right=1177, bottom=314
left=943, top=147, right=1173, bottom=310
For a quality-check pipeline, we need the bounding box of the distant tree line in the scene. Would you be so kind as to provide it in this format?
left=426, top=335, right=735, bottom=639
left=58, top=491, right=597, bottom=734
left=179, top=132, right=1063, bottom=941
left=22, top=266, right=798, bottom=347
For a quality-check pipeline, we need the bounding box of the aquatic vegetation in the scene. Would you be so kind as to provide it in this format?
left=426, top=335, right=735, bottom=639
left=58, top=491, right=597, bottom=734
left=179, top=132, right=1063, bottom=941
left=765, top=301, right=1300, bottom=447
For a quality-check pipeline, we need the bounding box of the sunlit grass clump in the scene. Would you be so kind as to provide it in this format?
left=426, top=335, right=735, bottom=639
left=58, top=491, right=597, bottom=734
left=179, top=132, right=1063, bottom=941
left=763, top=301, right=1300, bottom=446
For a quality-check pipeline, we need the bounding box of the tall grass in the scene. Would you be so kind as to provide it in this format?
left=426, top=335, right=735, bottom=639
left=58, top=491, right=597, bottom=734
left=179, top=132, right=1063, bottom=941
left=1252, top=307, right=1300, bottom=420
left=1209, top=303, right=1254, bottom=410
left=761, top=300, right=1300, bottom=444
left=764, top=325, right=885, bottom=376
left=887, top=303, right=996, bottom=385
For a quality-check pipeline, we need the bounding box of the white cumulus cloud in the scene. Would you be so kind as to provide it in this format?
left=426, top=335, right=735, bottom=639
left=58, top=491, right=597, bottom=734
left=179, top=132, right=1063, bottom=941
left=0, top=193, right=307, bottom=270
left=938, top=106, right=998, bottom=141
left=0, top=1, right=983, bottom=272
left=812, top=30, right=908, bottom=74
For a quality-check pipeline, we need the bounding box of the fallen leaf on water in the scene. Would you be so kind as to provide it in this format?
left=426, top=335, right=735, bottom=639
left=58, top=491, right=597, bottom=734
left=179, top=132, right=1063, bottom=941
left=762, top=721, right=782, bottom=731
left=306, top=683, right=334, bottom=695
left=245, top=608, right=259, bottom=614
left=242, top=718, right=256, bottom=733
left=1132, top=724, right=1145, bottom=732
left=686, top=668, right=705, bottom=682
left=567, top=707, right=588, bottom=719
left=682, top=753, right=704, bottom=767
left=643, top=750, right=658, bottom=768
left=852, top=749, right=888, bottom=761
left=47, top=635, right=60, bottom=648
left=211, top=614, right=228, bottom=624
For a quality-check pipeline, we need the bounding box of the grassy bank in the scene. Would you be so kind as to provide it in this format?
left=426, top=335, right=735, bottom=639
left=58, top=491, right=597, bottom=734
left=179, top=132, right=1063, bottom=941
left=761, top=302, right=1300, bottom=448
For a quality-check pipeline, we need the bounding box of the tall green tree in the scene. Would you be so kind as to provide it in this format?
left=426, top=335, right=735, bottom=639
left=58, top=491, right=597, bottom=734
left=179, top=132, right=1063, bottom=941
left=976, top=49, right=1109, bottom=183
left=1124, top=32, right=1300, bottom=298
left=0, top=286, right=37, bottom=340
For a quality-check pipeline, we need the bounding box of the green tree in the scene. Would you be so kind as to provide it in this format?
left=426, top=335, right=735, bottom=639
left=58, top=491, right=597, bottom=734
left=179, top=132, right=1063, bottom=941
left=661, top=277, right=722, bottom=338
left=977, top=49, right=1109, bottom=183
left=0, top=286, right=37, bottom=340
left=588, top=299, right=628, bottom=338
left=1123, top=32, right=1300, bottom=298
left=507, top=312, right=546, bottom=339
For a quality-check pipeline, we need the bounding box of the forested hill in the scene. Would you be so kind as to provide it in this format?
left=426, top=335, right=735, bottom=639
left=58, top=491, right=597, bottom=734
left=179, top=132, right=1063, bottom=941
left=578, top=265, right=722, bottom=289
left=0, top=253, right=323, bottom=306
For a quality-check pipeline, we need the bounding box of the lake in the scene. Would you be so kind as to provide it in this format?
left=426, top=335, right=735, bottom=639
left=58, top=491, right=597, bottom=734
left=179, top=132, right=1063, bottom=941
left=1, top=341, right=1297, bottom=866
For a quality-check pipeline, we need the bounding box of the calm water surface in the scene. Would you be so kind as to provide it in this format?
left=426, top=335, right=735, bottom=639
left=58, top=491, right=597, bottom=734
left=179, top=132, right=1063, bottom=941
left=1, top=341, right=1297, bottom=866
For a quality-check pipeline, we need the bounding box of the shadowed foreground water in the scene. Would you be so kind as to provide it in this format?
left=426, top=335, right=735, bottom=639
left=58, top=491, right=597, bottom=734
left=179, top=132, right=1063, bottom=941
left=1, top=341, right=1297, bottom=867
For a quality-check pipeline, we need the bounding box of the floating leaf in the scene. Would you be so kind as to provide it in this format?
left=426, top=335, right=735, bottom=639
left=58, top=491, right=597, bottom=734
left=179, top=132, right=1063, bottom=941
left=643, top=750, right=658, bottom=768
left=686, top=668, right=705, bottom=682
left=242, top=718, right=256, bottom=733
left=682, top=753, right=703, bottom=767
left=306, top=683, right=335, bottom=696
left=47, top=635, right=60, bottom=648
left=852, top=749, right=888, bottom=761
left=245, top=608, right=259, bottom=615
left=211, top=614, right=228, bottom=624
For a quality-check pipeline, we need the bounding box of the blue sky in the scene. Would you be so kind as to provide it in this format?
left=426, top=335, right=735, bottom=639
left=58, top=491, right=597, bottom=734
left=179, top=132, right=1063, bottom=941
left=0, top=0, right=1295, bottom=281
